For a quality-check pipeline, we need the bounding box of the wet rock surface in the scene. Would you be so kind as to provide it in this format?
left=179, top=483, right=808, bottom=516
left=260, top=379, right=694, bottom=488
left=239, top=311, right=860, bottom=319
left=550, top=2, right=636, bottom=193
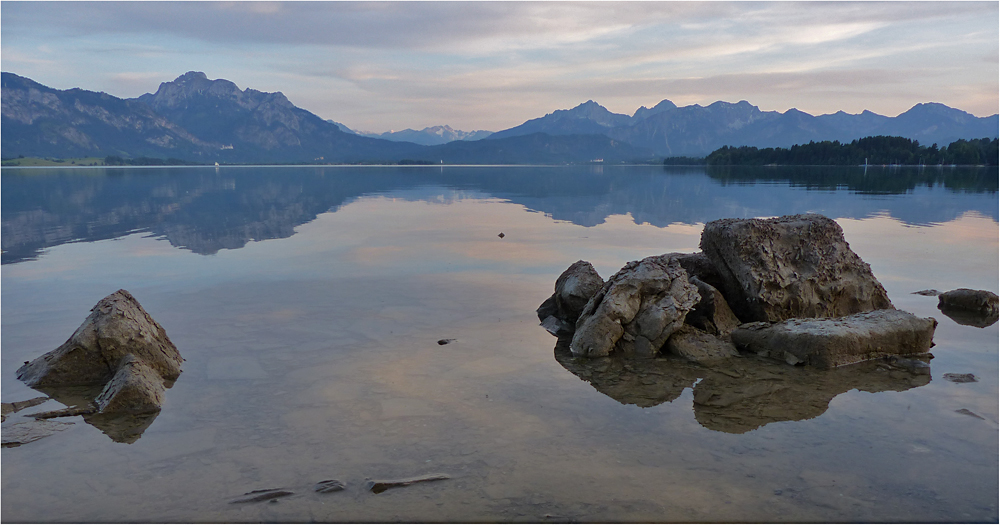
left=700, top=214, right=893, bottom=323
left=571, top=254, right=699, bottom=358
left=731, top=309, right=936, bottom=369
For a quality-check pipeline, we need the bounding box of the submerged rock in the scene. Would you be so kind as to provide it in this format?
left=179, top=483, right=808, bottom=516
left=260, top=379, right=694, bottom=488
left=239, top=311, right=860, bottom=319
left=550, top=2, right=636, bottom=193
left=229, top=488, right=295, bottom=504
left=366, top=474, right=450, bottom=494
left=700, top=214, right=893, bottom=323
left=571, top=254, right=699, bottom=358
left=731, top=309, right=936, bottom=369
left=314, top=479, right=346, bottom=493
left=1, top=419, right=74, bottom=448
left=943, top=373, right=978, bottom=383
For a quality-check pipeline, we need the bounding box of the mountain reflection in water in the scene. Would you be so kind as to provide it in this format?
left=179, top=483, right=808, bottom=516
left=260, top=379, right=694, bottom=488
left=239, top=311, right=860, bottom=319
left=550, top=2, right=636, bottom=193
left=553, top=339, right=931, bottom=434
left=2, top=165, right=996, bottom=264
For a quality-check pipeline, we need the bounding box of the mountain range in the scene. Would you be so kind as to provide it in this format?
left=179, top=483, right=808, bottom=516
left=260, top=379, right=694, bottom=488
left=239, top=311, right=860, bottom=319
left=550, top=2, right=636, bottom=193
left=2, top=71, right=996, bottom=164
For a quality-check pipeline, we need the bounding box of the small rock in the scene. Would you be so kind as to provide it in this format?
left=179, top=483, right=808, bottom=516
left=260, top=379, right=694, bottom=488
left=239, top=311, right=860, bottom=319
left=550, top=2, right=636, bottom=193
left=229, top=488, right=295, bottom=504
left=437, top=339, right=456, bottom=345
left=938, top=289, right=999, bottom=313
left=774, top=489, right=783, bottom=496
left=498, top=232, right=505, bottom=239
left=912, top=289, right=941, bottom=296
left=27, top=405, right=96, bottom=419
left=314, top=479, right=346, bottom=493
left=943, top=373, right=978, bottom=383
left=537, top=260, right=605, bottom=329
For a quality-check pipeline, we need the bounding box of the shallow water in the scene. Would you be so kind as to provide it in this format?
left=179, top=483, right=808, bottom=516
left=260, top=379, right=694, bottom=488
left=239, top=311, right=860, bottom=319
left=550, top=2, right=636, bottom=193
left=2, top=165, right=997, bottom=522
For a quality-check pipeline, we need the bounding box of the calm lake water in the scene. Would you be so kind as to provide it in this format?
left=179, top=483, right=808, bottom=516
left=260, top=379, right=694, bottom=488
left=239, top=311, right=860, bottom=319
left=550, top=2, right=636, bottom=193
left=1, top=165, right=997, bottom=523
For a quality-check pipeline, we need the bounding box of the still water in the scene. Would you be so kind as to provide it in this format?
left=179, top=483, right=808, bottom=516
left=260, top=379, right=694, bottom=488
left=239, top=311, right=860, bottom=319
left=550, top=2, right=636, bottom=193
left=1, top=165, right=997, bottom=522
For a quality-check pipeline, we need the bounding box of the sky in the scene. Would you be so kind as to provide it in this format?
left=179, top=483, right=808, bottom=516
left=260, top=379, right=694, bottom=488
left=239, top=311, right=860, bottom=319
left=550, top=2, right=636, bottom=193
left=1, top=1, right=998, bottom=134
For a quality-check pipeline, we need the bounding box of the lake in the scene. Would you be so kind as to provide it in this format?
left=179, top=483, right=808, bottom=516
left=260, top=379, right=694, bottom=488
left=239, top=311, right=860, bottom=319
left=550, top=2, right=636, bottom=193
left=1, top=165, right=997, bottom=522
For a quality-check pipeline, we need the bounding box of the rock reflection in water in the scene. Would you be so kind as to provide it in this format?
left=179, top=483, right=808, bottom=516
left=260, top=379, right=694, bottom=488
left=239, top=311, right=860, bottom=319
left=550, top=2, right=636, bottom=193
left=937, top=304, right=999, bottom=328
left=553, top=338, right=931, bottom=434
left=28, top=384, right=160, bottom=444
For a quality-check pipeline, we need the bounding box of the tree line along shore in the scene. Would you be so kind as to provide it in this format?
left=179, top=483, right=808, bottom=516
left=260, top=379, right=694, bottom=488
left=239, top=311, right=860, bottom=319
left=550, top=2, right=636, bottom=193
left=2, top=136, right=997, bottom=168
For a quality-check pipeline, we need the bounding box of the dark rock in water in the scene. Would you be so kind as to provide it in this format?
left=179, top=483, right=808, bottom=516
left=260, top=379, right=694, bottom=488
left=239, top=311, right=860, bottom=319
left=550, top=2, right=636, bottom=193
left=571, top=254, right=699, bottom=358
left=937, top=289, right=999, bottom=327
left=17, top=289, right=182, bottom=388
left=665, top=325, right=738, bottom=365
left=731, top=309, right=936, bottom=369
left=955, top=408, right=985, bottom=420
left=540, top=315, right=574, bottom=336
left=229, top=488, right=295, bottom=504
left=1, top=419, right=73, bottom=447
left=886, top=356, right=931, bottom=375
left=912, top=289, right=941, bottom=296
left=943, top=373, right=978, bottom=383
left=498, top=232, right=505, bottom=238
left=700, top=214, right=893, bottom=323
left=684, top=276, right=741, bottom=337
left=536, top=260, right=604, bottom=329
left=314, top=479, right=346, bottom=493
left=437, top=338, right=456, bottom=345
left=937, top=303, right=999, bottom=328
left=938, top=288, right=999, bottom=312
left=366, top=474, right=450, bottom=494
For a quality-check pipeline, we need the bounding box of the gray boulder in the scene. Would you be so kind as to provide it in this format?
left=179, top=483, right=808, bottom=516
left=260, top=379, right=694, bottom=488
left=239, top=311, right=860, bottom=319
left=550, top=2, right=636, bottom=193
left=571, top=254, right=700, bottom=358
left=700, top=214, right=893, bottom=323
left=16, top=290, right=181, bottom=417
left=537, top=260, right=604, bottom=335
left=730, top=309, right=936, bottom=369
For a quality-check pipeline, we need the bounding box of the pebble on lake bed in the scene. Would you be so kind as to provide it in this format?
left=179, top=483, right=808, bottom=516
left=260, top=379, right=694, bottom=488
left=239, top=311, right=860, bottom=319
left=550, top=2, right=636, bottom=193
left=943, top=373, right=978, bottom=383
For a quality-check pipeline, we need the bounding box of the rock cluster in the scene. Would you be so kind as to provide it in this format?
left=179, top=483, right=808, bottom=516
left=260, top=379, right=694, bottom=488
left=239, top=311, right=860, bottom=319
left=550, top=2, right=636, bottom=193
left=539, top=214, right=937, bottom=370
left=15, top=290, right=182, bottom=420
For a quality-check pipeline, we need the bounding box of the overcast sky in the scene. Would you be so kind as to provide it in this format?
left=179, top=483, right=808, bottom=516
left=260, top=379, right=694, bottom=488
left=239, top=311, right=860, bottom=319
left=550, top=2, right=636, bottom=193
left=2, top=1, right=997, bottom=133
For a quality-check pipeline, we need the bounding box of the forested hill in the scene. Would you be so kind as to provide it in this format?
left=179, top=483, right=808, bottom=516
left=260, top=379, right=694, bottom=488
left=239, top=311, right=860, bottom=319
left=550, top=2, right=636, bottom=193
left=701, top=136, right=999, bottom=166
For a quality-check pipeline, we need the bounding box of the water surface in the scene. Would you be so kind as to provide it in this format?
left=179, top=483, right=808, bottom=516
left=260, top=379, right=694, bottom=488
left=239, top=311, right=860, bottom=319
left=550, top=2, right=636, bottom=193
left=2, top=165, right=997, bottom=522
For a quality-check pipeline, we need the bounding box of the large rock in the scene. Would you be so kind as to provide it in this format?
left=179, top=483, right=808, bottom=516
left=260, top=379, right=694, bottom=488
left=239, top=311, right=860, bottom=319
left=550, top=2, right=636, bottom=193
left=700, top=214, right=893, bottom=323
left=537, top=260, right=604, bottom=335
left=17, top=289, right=181, bottom=388
left=570, top=254, right=700, bottom=358
left=15, top=290, right=181, bottom=421
left=730, top=309, right=936, bottom=369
